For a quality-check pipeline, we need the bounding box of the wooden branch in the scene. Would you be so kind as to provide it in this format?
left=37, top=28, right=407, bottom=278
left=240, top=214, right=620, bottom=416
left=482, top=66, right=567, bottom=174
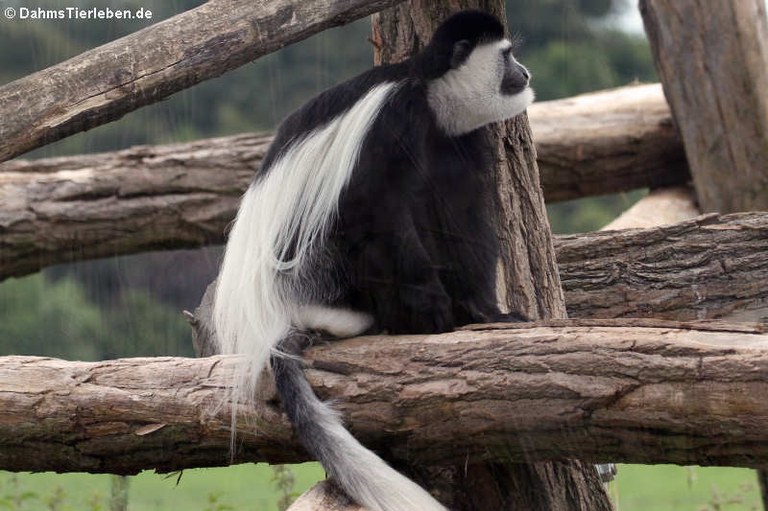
left=0, top=134, right=267, bottom=280
left=1, top=320, right=768, bottom=475
left=640, top=0, right=768, bottom=213
left=560, top=212, right=768, bottom=322
left=0, top=0, right=405, bottom=163
left=531, top=83, right=689, bottom=202
left=0, top=84, right=686, bottom=280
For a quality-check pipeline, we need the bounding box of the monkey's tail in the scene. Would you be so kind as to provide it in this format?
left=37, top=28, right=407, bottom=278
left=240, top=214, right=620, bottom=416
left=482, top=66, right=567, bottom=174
left=271, top=334, right=448, bottom=511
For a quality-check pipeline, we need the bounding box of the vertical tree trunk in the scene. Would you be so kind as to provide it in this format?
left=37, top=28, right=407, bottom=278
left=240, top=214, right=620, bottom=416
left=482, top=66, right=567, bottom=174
left=639, top=0, right=768, bottom=213
left=372, top=3, right=611, bottom=509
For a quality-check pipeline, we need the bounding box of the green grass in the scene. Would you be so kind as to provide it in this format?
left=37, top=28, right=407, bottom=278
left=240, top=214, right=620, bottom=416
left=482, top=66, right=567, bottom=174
left=0, top=464, right=762, bottom=510
left=0, top=463, right=325, bottom=511
left=609, top=465, right=761, bottom=511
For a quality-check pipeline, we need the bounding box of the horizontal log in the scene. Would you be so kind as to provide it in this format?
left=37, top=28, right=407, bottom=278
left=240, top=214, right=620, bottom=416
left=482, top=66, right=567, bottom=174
left=0, top=85, right=688, bottom=280
left=0, top=0, right=405, bottom=163
left=0, top=319, right=767, bottom=474
left=0, top=134, right=267, bottom=279
left=559, top=212, right=768, bottom=321
left=530, top=83, right=689, bottom=201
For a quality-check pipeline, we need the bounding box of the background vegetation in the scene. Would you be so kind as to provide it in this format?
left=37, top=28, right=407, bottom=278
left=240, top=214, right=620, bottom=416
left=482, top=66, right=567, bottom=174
left=0, top=0, right=759, bottom=509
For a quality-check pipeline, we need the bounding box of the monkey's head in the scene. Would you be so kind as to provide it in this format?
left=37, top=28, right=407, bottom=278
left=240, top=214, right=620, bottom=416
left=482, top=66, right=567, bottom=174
left=421, top=10, right=534, bottom=136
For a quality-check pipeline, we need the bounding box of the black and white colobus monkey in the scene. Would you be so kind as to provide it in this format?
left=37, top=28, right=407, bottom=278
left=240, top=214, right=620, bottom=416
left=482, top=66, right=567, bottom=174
left=214, top=10, right=533, bottom=511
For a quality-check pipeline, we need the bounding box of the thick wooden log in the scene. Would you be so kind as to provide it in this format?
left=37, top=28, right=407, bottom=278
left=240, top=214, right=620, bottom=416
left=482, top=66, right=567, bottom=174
left=3, top=161, right=766, bottom=324
left=641, top=4, right=768, bottom=501
left=290, top=481, right=362, bottom=511
left=2, top=154, right=766, bottom=324
left=0, top=0, right=405, bottom=163
left=0, top=134, right=267, bottom=280
left=600, top=188, right=768, bottom=506
left=0, top=84, right=685, bottom=272
left=560, top=212, right=768, bottom=322
left=532, top=83, right=688, bottom=202
left=640, top=0, right=768, bottom=213
left=1, top=320, right=767, bottom=475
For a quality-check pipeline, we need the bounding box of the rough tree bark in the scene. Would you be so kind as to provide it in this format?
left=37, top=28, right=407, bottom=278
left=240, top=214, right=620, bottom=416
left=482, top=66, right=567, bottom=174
left=3, top=146, right=767, bottom=322
left=0, top=0, right=407, bottom=163
left=641, top=3, right=768, bottom=502
left=560, top=212, right=768, bottom=323
left=2, top=320, right=768, bottom=475
left=0, top=134, right=266, bottom=280
left=369, top=2, right=610, bottom=510
left=639, top=0, right=768, bottom=213
left=531, top=83, right=688, bottom=202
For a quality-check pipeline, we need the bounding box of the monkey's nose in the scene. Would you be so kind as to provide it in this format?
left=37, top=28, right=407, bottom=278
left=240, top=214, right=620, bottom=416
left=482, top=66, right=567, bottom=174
left=518, top=64, right=531, bottom=82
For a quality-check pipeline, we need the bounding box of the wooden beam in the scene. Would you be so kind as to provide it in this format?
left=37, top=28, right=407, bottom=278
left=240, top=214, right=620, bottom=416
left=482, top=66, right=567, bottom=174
left=640, top=0, right=768, bottom=212
left=1, top=320, right=767, bottom=475
left=0, top=134, right=267, bottom=280
left=532, top=83, right=688, bottom=202
left=3, top=161, right=767, bottom=324
left=560, top=212, right=768, bottom=322
left=0, top=0, right=405, bottom=163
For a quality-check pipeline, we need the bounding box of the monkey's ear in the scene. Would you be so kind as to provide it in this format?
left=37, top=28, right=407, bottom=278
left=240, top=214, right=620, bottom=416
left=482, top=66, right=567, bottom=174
left=450, top=40, right=472, bottom=69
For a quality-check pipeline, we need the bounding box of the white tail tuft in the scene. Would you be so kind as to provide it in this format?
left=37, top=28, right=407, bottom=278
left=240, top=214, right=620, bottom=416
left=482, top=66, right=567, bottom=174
left=311, top=398, right=448, bottom=511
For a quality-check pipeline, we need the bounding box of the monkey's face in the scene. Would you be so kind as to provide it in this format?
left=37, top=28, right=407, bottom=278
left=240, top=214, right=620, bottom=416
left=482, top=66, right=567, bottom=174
left=428, top=38, right=534, bottom=136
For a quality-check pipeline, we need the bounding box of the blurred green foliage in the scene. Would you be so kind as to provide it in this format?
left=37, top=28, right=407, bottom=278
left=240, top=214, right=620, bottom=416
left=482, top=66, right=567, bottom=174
left=0, top=275, right=104, bottom=360
left=0, top=274, right=192, bottom=359
left=0, top=464, right=761, bottom=511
